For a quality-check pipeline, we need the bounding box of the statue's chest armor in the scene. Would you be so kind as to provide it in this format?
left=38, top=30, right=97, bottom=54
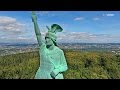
left=48, top=52, right=61, bottom=66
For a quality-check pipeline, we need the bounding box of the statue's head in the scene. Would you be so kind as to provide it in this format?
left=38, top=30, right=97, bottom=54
left=45, top=37, right=57, bottom=46
left=45, top=24, right=63, bottom=46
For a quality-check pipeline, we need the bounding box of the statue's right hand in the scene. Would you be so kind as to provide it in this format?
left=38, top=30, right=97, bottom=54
left=32, top=12, right=37, bottom=22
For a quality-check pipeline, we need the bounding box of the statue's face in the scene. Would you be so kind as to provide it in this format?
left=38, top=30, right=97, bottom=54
left=45, top=38, right=54, bottom=46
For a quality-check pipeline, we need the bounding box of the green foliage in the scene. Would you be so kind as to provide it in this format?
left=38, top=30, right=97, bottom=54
left=0, top=50, right=120, bottom=79
left=64, top=51, right=120, bottom=79
left=0, top=52, right=39, bottom=79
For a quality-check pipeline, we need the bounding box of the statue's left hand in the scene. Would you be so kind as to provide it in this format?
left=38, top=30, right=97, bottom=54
left=50, top=68, right=60, bottom=78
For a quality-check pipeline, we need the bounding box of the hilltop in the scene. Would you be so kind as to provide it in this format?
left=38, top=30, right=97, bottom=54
left=0, top=50, right=120, bottom=79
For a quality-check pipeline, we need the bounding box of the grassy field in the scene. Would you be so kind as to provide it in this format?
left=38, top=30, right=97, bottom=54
left=0, top=50, right=120, bottom=79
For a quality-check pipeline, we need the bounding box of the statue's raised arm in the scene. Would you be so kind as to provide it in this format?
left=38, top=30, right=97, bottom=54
left=32, top=11, right=43, bottom=46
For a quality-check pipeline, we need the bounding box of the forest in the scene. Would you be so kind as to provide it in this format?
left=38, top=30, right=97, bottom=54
left=0, top=50, right=120, bottom=79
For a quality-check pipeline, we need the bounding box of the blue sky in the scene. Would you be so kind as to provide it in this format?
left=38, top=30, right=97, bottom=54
left=0, top=11, right=120, bottom=43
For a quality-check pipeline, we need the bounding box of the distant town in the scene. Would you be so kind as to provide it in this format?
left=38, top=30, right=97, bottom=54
left=0, top=43, right=120, bottom=56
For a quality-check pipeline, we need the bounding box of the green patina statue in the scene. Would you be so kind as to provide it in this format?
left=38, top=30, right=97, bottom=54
left=32, top=11, right=68, bottom=79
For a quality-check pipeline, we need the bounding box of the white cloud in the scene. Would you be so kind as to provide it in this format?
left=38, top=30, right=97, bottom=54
left=0, top=35, right=36, bottom=44
left=74, top=17, right=84, bottom=21
left=61, top=23, right=68, bottom=27
left=0, top=16, right=31, bottom=43
left=1, top=27, right=120, bottom=43
left=0, top=16, right=16, bottom=24
left=57, top=32, right=94, bottom=42
left=57, top=31, right=120, bottom=43
left=0, top=16, right=25, bottom=34
left=0, top=36, right=6, bottom=39
left=103, top=13, right=115, bottom=17
left=17, top=37, right=29, bottom=40
left=39, top=11, right=49, bottom=15
left=93, top=17, right=100, bottom=21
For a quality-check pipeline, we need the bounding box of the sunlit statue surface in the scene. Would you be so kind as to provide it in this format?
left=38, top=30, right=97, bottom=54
left=32, top=11, right=68, bottom=79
